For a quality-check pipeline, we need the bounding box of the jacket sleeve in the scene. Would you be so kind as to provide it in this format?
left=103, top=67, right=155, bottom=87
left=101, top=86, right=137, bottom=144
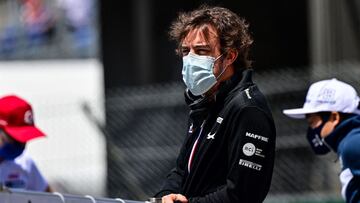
left=189, top=107, right=276, bottom=203
left=155, top=122, right=193, bottom=197
left=25, top=155, right=49, bottom=191
left=338, top=131, right=360, bottom=203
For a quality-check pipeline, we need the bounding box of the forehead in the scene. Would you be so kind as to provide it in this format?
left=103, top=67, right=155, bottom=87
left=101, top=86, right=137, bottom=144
left=182, top=24, right=219, bottom=46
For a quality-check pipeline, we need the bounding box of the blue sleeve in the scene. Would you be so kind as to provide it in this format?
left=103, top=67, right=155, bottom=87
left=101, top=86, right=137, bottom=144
left=341, top=130, right=360, bottom=177
left=339, top=130, right=360, bottom=203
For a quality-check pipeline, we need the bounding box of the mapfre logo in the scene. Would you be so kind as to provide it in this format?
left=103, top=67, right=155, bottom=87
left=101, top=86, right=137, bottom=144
left=245, top=132, right=269, bottom=142
left=24, top=110, right=34, bottom=125
left=242, top=143, right=256, bottom=156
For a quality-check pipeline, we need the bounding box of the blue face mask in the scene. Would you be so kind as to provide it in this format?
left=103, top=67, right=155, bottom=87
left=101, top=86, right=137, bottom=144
left=306, top=113, right=332, bottom=155
left=0, top=142, right=25, bottom=160
left=182, top=52, right=224, bottom=96
left=306, top=123, right=331, bottom=155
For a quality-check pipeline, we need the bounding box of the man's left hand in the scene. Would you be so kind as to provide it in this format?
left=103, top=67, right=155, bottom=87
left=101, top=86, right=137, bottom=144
left=162, top=193, right=188, bottom=203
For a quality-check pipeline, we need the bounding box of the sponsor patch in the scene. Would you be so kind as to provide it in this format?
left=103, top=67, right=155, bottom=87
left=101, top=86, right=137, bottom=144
left=245, top=132, right=269, bottom=142
left=239, top=159, right=262, bottom=171
left=242, top=143, right=256, bottom=156
left=242, top=143, right=266, bottom=158
left=255, top=148, right=265, bottom=158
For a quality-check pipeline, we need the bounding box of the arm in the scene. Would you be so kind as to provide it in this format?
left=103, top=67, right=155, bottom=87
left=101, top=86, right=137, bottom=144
left=45, top=185, right=54, bottom=192
left=27, top=158, right=50, bottom=192
left=155, top=122, right=194, bottom=198
left=339, top=131, right=360, bottom=203
left=189, top=107, right=276, bottom=203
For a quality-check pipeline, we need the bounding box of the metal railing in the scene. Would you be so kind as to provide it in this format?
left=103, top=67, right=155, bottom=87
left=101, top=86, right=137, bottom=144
left=0, top=188, right=148, bottom=203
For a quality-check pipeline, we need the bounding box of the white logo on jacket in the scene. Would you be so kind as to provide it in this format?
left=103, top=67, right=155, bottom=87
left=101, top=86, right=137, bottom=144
left=245, top=132, right=269, bottom=142
left=245, top=88, right=252, bottom=99
left=207, top=133, right=215, bottom=140
left=243, top=143, right=256, bottom=156
left=206, top=117, right=223, bottom=140
left=216, top=117, right=223, bottom=124
left=239, top=159, right=262, bottom=171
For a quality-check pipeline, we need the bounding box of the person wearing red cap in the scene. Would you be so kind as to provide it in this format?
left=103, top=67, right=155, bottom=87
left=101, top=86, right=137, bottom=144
left=0, top=95, right=51, bottom=192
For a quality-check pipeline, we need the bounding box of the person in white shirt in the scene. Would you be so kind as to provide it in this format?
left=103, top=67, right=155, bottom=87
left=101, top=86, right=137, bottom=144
left=0, top=95, right=51, bottom=192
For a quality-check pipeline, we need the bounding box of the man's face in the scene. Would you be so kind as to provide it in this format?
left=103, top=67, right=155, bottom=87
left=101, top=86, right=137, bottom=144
left=306, top=113, right=337, bottom=138
left=0, top=130, right=26, bottom=160
left=181, top=24, right=225, bottom=81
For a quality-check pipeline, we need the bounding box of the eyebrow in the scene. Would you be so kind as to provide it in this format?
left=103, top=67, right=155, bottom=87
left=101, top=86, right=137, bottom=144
left=181, top=44, right=211, bottom=50
left=194, top=45, right=211, bottom=49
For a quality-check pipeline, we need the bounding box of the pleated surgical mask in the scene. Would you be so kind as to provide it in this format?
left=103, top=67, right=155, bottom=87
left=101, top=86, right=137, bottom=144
left=182, top=52, right=223, bottom=96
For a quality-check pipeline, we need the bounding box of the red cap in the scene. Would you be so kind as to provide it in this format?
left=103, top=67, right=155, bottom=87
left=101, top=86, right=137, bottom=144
left=0, top=95, right=45, bottom=143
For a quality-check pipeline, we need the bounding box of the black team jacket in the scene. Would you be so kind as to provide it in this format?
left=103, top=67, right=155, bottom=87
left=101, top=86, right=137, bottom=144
left=156, top=69, right=276, bottom=203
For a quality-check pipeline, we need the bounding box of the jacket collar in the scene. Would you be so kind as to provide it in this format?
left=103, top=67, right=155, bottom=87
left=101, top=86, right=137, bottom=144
left=215, top=69, right=253, bottom=102
left=324, top=115, right=360, bottom=151
left=184, top=68, right=253, bottom=124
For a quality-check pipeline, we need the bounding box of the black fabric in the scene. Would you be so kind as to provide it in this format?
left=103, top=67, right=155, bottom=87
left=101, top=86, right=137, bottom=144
left=184, top=70, right=242, bottom=125
left=156, top=69, right=276, bottom=203
left=184, top=89, right=214, bottom=125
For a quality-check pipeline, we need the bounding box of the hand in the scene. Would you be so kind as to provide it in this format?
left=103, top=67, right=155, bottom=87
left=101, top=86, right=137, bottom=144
left=162, top=193, right=188, bottom=203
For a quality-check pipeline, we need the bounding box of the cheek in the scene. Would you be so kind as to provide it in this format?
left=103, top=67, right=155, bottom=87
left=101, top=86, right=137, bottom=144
left=213, top=64, right=220, bottom=75
left=320, top=122, right=335, bottom=138
left=213, top=60, right=224, bottom=76
left=307, top=118, right=322, bottom=129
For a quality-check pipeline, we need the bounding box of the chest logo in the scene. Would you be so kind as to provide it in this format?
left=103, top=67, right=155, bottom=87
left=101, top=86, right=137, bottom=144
left=206, top=116, right=223, bottom=140
left=243, top=142, right=256, bottom=156
left=245, top=88, right=252, bottom=99
left=207, top=133, right=215, bottom=140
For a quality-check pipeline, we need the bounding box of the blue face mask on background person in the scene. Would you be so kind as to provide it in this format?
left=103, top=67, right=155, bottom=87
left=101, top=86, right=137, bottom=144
left=306, top=114, right=332, bottom=155
left=306, top=123, right=331, bottom=155
left=182, top=52, right=224, bottom=96
left=0, top=142, right=25, bottom=160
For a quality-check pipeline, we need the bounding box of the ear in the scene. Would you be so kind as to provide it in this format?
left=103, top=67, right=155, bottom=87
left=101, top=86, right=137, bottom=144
left=224, top=49, right=238, bottom=67
left=329, top=112, right=340, bottom=126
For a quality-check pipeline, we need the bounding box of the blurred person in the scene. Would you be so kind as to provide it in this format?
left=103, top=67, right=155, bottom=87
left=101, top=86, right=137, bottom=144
left=0, top=95, right=52, bottom=192
left=57, top=0, right=93, bottom=31
left=155, top=5, right=276, bottom=203
left=57, top=0, right=94, bottom=52
left=20, top=0, right=56, bottom=46
left=283, top=79, right=360, bottom=203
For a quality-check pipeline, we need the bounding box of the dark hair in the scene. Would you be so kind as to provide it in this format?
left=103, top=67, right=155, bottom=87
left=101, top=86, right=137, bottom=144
left=169, top=5, right=253, bottom=69
left=319, top=112, right=356, bottom=123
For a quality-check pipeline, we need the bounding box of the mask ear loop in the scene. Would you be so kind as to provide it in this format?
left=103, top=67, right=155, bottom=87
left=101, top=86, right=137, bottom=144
left=213, top=54, right=228, bottom=80
left=203, top=53, right=228, bottom=100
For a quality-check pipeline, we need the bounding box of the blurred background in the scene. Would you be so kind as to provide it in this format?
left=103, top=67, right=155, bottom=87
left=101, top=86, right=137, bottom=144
left=0, top=0, right=359, bottom=202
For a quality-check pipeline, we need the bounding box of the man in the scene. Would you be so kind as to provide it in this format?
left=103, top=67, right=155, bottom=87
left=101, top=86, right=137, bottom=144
left=283, top=78, right=360, bottom=203
left=0, top=95, right=51, bottom=192
left=156, top=5, right=276, bottom=203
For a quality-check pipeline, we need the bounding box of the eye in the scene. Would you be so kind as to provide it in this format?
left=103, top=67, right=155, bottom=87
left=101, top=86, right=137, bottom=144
left=196, top=49, right=210, bottom=55
left=180, top=46, right=190, bottom=56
